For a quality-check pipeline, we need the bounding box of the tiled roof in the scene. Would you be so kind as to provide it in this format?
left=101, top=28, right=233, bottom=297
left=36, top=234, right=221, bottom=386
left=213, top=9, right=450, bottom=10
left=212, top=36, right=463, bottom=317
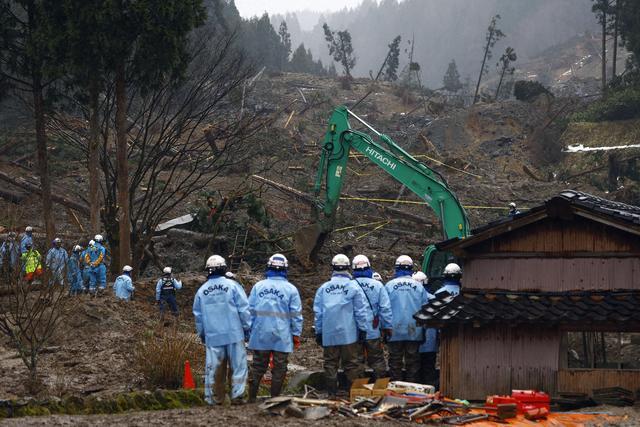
left=414, top=290, right=640, bottom=327
left=558, top=190, right=640, bottom=225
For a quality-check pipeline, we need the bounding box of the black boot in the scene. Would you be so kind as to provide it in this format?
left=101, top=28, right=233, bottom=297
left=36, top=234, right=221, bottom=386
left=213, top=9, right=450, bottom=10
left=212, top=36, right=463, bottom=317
left=248, top=379, right=259, bottom=403
left=270, top=379, right=284, bottom=398
left=326, top=381, right=337, bottom=400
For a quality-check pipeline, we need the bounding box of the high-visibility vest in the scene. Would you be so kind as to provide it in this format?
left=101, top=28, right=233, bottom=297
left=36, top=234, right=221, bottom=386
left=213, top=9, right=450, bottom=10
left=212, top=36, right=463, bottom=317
left=21, top=250, right=42, bottom=274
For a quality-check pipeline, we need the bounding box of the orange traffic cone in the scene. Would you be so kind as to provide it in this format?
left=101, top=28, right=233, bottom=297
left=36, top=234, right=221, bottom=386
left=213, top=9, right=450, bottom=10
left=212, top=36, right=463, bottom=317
left=183, top=360, right=195, bottom=389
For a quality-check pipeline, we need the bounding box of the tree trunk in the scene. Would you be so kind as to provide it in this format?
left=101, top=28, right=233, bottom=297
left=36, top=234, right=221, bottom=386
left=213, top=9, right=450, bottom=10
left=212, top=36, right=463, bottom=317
left=612, top=0, right=619, bottom=78
left=601, top=10, right=607, bottom=92
left=115, top=63, right=131, bottom=270
left=495, top=65, right=507, bottom=100
left=88, top=79, right=101, bottom=234
left=32, top=78, right=55, bottom=242
left=474, top=32, right=492, bottom=104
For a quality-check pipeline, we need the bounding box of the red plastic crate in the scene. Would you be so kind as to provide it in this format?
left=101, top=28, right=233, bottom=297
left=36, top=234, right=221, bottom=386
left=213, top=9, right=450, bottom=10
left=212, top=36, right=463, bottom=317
left=511, top=390, right=550, bottom=412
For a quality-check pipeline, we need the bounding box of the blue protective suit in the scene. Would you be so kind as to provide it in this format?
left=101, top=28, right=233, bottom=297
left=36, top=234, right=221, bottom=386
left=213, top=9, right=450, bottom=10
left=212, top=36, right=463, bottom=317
left=193, top=274, right=251, bottom=403
left=313, top=272, right=372, bottom=347
left=80, top=248, right=90, bottom=288
left=114, top=273, right=135, bottom=300
left=46, top=247, right=69, bottom=283
left=351, top=268, right=393, bottom=340
left=0, top=240, right=19, bottom=269
left=67, top=252, right=83, bottom=294
left=418, top=291, right=437, bottom=352
left=248, top=275, right=303, bottom=353
left=384, top=270, right=429, bottom=342
left=20, top=233, right=33, bottom=254
left=85, top=243, right=106, bottom=290
left=437, top=279, right=461, bottom=297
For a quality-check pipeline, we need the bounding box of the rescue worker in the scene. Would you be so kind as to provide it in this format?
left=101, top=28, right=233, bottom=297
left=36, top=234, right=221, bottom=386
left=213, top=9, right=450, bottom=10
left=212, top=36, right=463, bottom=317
left=313, top=254, right=372, bottom=398
left=80, top=240, right=93, bottom=292
left=21, top=242, right=42, bottom=282
left=85, top=235, right=107, bottom=294
left=247, top=253, right=303, bottom=402
left=372, top=272, right=383, bottom=282
left=45, top=238, right=69, bottom=284
left=114, top=265, right=135, bottom=300
left=413, top=271, right=438, bottom=387
left=156, top=267, right=182, bottom=316
left=20, top=226, right=33, bottom=254
left=193, top=255, right=251, bottom=405
left=67, top=245, right=84, bottom=295
left=350, top=254, right=393, bottom=379
left=0, top=232, right=20, bottom=274
left=508, top=202, right=520, bottom=217
left=438, top=263, right=462, bottom=296
left=384, top=255, right=429, bottom=382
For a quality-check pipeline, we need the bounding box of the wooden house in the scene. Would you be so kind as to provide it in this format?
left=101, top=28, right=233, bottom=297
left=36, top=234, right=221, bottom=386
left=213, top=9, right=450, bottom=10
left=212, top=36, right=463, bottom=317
left=415, top=190, right=640, bottom=400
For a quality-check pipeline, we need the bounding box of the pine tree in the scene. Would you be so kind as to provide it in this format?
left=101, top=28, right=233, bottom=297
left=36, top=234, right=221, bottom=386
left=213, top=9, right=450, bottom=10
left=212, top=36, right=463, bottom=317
left=496, top=47, right=517, bottom=99
left=383, top=36, right=401, bottom=81
left=443, top=60, right=463, bottom=92
left=322, top=23, right=356, bottom=78
left=619, top=0, right=640, bottom=67
left=278, top=21, right=292, bottom=62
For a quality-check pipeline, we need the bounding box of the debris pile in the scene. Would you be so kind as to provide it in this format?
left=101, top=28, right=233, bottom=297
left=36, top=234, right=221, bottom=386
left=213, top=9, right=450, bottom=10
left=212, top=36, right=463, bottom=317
left=261, top=383, right=563, bottom=424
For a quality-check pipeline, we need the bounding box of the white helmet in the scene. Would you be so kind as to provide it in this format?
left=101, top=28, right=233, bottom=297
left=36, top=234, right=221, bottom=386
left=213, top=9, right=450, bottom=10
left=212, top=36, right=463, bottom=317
left=122, top=265, right=133, bottom=272
left=395, top=255, right=413, bottom=269
left=372, top=272, right=382, bottom=281
left=267, top=253, right=288, bottom=270
left=206, top=255, right=227, bottom=269
left=509, top=202, right=517, bottom=208
left=89, top=240, right=95, bottom=246
left=351, top=254, right=371, bottom=270
left=331, top=254, right=350, bottom=270
left=25, top=226, right=33, bottom=232
left=443, top=263, right=462, bottom=277
left=94, top=234, right=103, bottom=242
left=412, top=271, right=428, bottom=284
left=163, top=267, right=172, bottom=275
left=73, top=245, right=82, bottom=252
left=53, top=237, right=62, bottom=244
left=225, top=271, right=237, bottom=279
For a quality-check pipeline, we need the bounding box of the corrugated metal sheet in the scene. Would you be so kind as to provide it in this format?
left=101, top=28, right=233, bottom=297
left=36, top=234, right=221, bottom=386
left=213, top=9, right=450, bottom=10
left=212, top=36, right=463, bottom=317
left=558, top=369, right=640, bottom=395
left=464, top=258, right=640, bottom=291
left=441, top=325, right=560, bottom=400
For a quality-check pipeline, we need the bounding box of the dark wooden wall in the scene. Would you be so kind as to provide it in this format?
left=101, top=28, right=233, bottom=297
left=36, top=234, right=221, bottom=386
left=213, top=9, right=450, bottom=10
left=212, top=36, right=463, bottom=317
left=440, top=325, right=560, bottom=400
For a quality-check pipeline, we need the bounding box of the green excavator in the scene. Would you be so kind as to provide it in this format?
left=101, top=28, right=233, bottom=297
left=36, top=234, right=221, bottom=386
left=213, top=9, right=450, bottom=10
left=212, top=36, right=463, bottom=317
left=294, top=105, right=470, bottom=280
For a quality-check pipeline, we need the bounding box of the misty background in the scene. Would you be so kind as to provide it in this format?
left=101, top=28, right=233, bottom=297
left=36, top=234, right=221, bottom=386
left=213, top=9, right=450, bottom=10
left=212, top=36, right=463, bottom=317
left=268, top=0, right=598, bottom=86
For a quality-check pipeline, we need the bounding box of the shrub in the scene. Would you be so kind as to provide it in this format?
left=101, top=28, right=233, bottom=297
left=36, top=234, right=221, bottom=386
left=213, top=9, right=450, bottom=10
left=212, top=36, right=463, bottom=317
left=514, top=80, right=552, bottom=101
left=134, top=327, right=203, bottom=389
left=571, top=87, right=640, bottom=122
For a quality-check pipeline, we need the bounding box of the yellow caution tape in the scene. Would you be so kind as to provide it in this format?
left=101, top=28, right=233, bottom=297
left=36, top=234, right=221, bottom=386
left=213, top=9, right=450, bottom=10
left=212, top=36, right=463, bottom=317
left=334, top=220, right=389, bottom=232
left=340, top=196, right=520, bottom=210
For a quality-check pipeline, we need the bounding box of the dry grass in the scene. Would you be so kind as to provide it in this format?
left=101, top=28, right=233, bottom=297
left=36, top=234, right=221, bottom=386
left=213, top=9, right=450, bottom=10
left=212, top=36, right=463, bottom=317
left=134, top=326, right=204, bottom=389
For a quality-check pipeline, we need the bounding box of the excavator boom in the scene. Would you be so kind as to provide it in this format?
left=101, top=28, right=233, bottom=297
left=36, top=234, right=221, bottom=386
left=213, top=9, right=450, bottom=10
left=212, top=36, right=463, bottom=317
left=296, top=106, right=470, bottom=276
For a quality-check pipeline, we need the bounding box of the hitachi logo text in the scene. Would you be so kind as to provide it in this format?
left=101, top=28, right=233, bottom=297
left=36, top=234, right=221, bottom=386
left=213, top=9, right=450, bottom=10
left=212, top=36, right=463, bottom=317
left=365, top=147, right=397, bottom=170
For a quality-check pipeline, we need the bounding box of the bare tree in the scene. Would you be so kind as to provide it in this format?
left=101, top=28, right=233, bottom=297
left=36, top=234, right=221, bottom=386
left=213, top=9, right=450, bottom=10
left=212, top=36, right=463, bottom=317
left=0, top=267, right=69, bottom=393
left=51, top=33, right=267, bottom=274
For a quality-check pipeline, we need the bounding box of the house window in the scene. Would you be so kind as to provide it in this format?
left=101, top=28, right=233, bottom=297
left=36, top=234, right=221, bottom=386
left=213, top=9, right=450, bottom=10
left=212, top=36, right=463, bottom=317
left=566, top=332, right=640, bottom=369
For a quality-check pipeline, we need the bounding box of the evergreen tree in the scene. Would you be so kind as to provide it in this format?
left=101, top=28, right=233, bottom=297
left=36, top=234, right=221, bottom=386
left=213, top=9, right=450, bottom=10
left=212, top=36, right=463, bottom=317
left=443, top=60, right=463, bottom=92
left=496, top=47, right=517, bottom=99
left=383, top=35, right=401, bottom=81
left=619, top=0, right=640, bottom=67
left=322, top=23, right=356, bottom=78
left=279, top=21, right=292, bottom=59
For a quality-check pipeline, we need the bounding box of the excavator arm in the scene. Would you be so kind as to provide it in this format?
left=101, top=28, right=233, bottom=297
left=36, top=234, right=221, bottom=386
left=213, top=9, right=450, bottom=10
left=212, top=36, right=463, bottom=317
left=299, top=106, right=469, bottom=275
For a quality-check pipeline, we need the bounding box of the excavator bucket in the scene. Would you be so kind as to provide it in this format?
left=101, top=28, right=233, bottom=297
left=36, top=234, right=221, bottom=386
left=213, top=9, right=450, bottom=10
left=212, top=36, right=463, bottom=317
left=293, top=223, right=327, bottom=268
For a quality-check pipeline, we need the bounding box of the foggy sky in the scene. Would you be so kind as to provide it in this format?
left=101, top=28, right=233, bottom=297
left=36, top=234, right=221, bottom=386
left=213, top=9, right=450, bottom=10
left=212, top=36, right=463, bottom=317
left=234, top=0, right=378, bottom=17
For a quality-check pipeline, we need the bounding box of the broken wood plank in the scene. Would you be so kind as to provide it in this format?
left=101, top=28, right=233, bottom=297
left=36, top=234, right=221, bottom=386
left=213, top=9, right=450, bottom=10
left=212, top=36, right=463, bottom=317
left=0, top=171, right=90, bottom=216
